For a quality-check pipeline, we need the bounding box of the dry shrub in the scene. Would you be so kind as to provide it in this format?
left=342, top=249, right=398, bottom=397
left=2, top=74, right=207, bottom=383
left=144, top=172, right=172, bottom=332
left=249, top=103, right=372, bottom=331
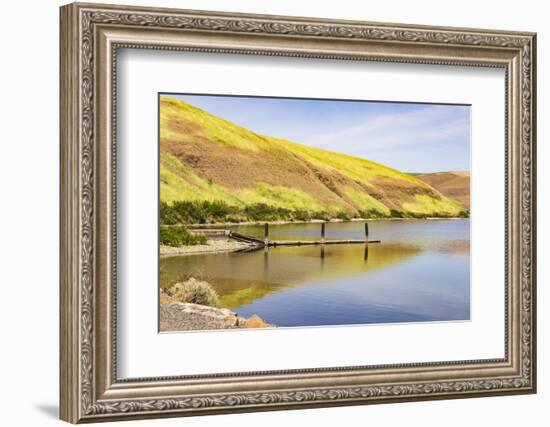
left=167, top=278, right=219, bottom=307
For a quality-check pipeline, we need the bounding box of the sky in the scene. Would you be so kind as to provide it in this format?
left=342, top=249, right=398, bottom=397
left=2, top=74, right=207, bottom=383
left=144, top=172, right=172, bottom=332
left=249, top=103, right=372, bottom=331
left=166, top=93, right=470, bottom=173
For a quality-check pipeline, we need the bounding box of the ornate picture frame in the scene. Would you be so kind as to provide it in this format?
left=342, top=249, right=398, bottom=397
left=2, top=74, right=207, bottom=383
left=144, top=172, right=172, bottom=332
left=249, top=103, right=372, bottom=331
left=60, top=2, right=536, bottom=423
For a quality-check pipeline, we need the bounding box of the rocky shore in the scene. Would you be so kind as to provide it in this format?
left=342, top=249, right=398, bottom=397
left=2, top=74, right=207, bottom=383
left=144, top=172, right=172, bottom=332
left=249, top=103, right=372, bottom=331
left=160, top=302, right=273, bottom=332
left=159, top=274, right=272, bottom=332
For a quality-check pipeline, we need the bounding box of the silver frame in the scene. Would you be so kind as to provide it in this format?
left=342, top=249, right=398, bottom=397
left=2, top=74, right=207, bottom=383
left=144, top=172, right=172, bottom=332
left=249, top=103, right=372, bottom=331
left=60, top=2, right=536, bottom=423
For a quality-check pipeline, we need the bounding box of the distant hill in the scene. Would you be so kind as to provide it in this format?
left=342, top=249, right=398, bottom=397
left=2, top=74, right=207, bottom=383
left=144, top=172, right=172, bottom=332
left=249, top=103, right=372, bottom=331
left=160, top=96, right=465, bottom=219
left=413, top=171, right=470, bottom=210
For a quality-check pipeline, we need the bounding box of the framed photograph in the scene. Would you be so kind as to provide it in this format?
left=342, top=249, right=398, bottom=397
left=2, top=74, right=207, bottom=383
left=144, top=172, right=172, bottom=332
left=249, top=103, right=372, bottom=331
left=60, top=2, right=537, bottom=423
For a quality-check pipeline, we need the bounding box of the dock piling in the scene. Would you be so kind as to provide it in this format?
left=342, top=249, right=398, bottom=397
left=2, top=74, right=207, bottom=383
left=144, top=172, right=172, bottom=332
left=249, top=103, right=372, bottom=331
left=364, top=222, right=369, bottom=242
left=321, top=222, right=326, bottom=244
left=264, top=222, right=269, bottom=246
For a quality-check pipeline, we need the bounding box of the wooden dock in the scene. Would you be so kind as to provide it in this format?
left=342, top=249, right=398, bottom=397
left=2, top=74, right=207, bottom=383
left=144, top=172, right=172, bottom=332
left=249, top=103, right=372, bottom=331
left=228, top=222, right=380, bottom=248
left=267, top=239, right=380, bottom=246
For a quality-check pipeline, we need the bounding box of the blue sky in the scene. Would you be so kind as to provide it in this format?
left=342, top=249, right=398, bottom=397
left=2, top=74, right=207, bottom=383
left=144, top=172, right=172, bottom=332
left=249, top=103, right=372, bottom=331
left=166, top=94, right=470, bottom=173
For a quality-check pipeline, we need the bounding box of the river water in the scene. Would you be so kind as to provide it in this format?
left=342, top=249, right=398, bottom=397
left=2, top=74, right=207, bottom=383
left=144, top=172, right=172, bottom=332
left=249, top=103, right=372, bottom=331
left=160, top=220, right=470, bottom=328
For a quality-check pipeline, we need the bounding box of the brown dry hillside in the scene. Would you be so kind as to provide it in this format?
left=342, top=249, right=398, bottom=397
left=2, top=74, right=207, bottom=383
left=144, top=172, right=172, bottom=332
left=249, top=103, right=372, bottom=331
left=414, top=171, right=470, bottom=209
left=160, top=96, right=465, bottom=218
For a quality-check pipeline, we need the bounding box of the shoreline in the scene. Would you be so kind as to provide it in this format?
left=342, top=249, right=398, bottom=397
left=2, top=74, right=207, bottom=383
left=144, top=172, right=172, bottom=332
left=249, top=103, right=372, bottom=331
left=160, top=239, right=254, bottom=256
left=161, top=217, right=469, bottom=256
left=179, top=217, right=469, bottom=228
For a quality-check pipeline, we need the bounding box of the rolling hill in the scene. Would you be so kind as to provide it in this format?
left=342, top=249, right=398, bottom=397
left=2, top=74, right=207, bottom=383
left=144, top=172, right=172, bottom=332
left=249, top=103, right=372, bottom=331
left=160, top=96, right=466, bottom=220
left=413, top=171, right=470, bottom=210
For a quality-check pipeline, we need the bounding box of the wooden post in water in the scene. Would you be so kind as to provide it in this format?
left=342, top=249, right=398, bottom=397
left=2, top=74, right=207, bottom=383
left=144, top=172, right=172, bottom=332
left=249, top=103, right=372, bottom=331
left=364, top=222, right=369, bottom=242
left=321, top=222, right=326, bottom=244
left=264, top=222, right=269, bottom=246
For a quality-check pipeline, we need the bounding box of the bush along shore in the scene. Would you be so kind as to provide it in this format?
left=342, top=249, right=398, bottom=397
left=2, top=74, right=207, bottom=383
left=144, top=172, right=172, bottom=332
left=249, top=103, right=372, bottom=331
left=160, top=226, right=206, bottom=247
left=159, top=278, right=272, bottom=331
left=160, top=200, right=470, bottom=226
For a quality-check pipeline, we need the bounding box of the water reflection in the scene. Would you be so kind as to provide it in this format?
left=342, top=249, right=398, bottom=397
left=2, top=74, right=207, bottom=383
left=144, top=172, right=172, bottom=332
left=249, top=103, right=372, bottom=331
left=160, top=220, right=470, bottom=327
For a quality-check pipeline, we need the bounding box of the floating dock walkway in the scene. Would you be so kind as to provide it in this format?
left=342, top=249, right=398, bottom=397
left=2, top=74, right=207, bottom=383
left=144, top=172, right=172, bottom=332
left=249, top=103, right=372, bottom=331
left=228, top=222, right=380, bottom=248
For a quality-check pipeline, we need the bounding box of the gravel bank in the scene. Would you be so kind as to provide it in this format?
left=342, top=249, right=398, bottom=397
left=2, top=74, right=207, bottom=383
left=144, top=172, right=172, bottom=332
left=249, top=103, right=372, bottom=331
left=160, top=302, right=273, bottom=332
left=160, top=239, right=255, bottom=256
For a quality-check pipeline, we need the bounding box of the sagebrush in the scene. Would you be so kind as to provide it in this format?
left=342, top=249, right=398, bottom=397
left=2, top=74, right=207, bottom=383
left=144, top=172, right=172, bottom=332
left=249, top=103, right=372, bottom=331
left=166, top=278, right=219, bottom=307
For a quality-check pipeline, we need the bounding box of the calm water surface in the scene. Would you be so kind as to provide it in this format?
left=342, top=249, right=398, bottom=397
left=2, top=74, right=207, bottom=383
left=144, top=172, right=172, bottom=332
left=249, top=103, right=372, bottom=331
left=160, top=220, right=470, bottom=327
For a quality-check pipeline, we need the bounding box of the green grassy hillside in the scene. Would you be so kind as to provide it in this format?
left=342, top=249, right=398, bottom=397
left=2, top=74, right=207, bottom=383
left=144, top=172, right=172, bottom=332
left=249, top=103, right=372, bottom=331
left=160, top=96, right=466, bottom=222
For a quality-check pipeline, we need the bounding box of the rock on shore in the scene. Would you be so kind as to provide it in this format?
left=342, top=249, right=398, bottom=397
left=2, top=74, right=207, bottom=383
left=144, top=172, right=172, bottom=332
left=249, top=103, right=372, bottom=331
left=160, top=302, right=273, bottom=332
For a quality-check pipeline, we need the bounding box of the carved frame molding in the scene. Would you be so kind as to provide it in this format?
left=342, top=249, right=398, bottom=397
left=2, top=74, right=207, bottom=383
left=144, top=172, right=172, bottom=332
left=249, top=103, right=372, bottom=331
left=60, top=2, right=536, bottom=423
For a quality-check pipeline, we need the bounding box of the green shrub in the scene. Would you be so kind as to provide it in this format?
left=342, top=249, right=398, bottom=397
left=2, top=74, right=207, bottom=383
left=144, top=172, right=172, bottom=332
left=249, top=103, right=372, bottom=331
left=159, top=201, right=183, bottom=225
left=335, top=210, right=352, bottom=220
left=289, top=209, right=305, bottom=221
left=389, top=209, right=405, bottom=218
left=160, top=226, right=207, bottom=246
left=311, top=210, right=331, bottom=221
left=244, top=203, right=291, bottom=221
left=167, top=278, right=219, bottom=307
left=161, top=200, right=241, bottom=224
left=358, top=209, right=388, bottom=219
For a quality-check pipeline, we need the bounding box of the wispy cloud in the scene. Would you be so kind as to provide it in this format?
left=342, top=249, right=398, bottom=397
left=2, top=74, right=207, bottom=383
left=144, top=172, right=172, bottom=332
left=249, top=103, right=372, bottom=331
left=304, top=105, right=469, bottom=156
